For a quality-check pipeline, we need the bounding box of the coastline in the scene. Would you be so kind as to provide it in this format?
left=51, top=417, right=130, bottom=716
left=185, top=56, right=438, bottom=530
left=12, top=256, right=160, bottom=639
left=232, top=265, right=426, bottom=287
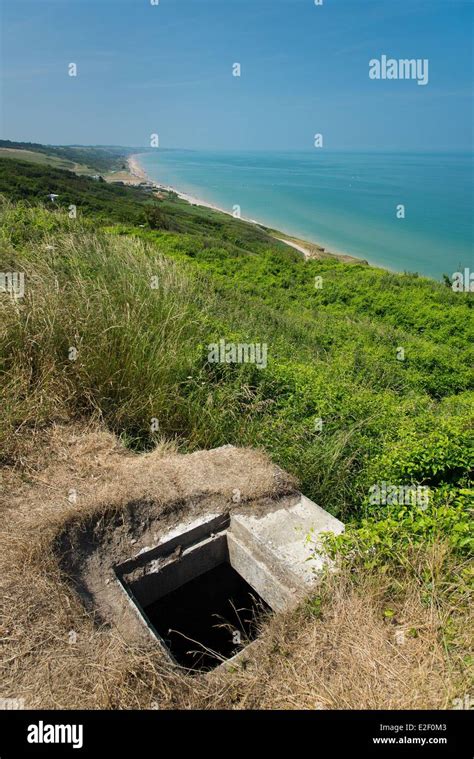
left=125, top=154, right=368, bottom=265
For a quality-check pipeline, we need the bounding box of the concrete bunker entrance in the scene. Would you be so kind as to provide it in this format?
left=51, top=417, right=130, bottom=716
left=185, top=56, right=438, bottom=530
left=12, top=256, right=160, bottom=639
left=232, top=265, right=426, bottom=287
left=115, top=515, right=276, bottom=672
left=113, top=498, right=344, bottom=672
left=54, top=476, right=343, bottom=676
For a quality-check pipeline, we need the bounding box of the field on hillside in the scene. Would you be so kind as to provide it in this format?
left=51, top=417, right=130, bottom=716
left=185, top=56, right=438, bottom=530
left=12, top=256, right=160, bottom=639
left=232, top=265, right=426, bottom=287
left=0, top=140, right=137, bottom=173
left=0, top=147, right=97, bottom=175
left=0, top=156, right=472, bottom=709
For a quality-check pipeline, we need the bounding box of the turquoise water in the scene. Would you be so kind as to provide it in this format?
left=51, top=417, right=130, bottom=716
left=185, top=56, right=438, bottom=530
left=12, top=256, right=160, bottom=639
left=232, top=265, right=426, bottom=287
left=138, top=150, right=474, bottom=280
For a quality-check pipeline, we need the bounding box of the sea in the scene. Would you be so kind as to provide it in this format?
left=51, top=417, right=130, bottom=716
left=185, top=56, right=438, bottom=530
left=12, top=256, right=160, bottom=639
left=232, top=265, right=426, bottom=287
left=138, top=150, right=474, bottom=281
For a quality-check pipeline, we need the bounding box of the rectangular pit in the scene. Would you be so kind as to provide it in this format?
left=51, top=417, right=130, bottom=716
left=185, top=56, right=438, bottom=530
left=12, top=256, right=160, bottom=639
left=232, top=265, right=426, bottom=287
left=113, top=500, right=343, bottom=673
left=144, top=561, right=270, bottom=670
left=114, top=516, right=291, bottom=672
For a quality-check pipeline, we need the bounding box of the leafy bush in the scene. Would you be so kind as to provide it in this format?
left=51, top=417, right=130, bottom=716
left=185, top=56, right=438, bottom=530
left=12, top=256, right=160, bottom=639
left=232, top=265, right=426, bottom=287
left=321, top=485, right=473, bottom=572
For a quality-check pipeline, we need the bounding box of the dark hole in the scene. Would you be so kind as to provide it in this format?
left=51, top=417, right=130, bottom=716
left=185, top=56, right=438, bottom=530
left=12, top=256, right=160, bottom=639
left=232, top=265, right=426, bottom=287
left=143, top=562, right=270, bottom=672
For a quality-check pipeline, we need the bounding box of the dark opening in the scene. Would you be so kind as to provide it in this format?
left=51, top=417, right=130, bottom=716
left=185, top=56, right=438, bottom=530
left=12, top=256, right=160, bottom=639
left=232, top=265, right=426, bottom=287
left=143, top=562, right=270, bottom=671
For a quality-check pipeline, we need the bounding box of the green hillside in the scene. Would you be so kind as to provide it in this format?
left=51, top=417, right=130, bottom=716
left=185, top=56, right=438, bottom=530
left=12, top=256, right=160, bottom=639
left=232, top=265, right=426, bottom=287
left=0, top=139, right=137, bottom=173
left=1, top=155, right=472, bottom=705
left=1, top=156, right=472, bottom=512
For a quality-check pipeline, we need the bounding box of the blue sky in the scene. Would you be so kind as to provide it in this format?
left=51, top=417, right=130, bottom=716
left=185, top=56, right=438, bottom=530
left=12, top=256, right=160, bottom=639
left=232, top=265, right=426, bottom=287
left=1, top=0, right=472, bottom=150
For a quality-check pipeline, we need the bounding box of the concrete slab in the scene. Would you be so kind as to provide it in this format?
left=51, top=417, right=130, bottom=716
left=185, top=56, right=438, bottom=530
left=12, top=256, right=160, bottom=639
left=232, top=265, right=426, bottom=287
left=230, top=495, right=344, bottom=591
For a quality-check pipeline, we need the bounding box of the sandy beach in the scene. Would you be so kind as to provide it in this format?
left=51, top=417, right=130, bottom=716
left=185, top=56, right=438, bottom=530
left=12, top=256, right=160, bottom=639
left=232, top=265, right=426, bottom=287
left=127, top=154, right=238, bottom=216
left=125, top=154, right=367, bottom=265
left=127, top=155, right=149, bottom=183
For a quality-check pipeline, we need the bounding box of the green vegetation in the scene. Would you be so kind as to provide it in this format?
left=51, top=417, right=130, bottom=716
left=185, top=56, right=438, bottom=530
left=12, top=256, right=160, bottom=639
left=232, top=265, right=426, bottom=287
left=0, top=158, right=472, bottom=589
left=0, top=147, right=99, bottom=175
left=0, top=139, right=138, bottom=173
left=0, top=157, right=155, bottom=223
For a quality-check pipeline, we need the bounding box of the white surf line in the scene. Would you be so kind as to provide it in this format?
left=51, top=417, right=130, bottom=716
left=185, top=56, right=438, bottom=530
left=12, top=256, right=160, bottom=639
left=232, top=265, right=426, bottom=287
left=130, top=155, right=319, bottom=261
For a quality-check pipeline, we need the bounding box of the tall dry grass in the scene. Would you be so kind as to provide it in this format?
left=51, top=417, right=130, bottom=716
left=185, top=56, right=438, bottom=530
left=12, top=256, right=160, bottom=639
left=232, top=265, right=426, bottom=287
left=0, top=204, right=217, bottom=462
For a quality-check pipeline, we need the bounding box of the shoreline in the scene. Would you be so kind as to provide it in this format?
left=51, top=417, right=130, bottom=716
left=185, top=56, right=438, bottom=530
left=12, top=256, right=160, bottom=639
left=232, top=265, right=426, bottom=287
left=126, top=154, right=368, bottom=265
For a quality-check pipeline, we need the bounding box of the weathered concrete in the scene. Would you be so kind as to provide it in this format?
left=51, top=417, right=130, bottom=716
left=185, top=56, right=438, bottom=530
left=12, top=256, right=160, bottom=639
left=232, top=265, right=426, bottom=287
left=230, top=494, right=344, bottom=593
left=126, top=533, right=228, bottom=608
left=226, top=532, right=297, bottom=612
left=116, top=493, right=344, bottom=658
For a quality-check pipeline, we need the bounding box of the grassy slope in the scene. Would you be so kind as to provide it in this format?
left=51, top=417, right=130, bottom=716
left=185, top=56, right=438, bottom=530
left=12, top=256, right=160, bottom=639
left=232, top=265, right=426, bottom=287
left=0, top=157, right=472, bottom=705
left=0, top=157, right=155, bottom=222
left=0, top=147, right=98, bottom=175
left=0, top=140, right=137, bottom=173
left=1, top=158, right=472, bottom=518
